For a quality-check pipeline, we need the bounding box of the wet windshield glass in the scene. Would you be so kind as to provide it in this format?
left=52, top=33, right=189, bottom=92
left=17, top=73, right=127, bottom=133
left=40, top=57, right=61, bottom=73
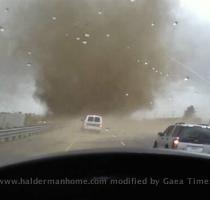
left=0, top=0, right=210, bottom=165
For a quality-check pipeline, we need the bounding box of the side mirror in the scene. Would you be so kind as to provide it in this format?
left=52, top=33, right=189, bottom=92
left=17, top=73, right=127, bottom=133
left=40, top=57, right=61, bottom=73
left=158, top=132, right=164, bottom=137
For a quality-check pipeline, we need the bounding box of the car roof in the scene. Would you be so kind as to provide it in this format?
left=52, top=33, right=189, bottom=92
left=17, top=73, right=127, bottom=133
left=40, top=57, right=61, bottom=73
left=86, top=115, right=102, bottom=118
left=175, top=123, right=210, bottom=129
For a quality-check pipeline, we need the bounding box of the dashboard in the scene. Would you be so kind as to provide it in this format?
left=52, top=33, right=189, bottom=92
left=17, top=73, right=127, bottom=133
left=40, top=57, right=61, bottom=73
left=0, top=148, right=209, bottom=198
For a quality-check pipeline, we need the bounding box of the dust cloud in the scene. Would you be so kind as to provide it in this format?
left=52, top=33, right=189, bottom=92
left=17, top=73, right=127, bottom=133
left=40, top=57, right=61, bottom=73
left=12, top=0, right=174, bottom=116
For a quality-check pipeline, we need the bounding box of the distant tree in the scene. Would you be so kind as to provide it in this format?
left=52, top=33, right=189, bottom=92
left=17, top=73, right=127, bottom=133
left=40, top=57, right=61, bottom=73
left=183, top=105, right=196, bottom=119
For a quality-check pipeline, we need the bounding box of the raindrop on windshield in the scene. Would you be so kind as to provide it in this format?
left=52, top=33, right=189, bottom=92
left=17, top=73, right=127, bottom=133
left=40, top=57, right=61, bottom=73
left=152, top=67, right=155, bottom=71
left=184, top=76, right=190, bottom=81
left=144, top=61, right=148, bottom=65
left=125, top=93, right=129, bottom=96
left=106, top=34, right=110, bottom=38
left=26, top=63, right=32, bottom=67
left=98, top=11, right=102, bottom=15
left=155, top=70, right=159, bottom=73
left=151, top=22, right=155, bottom=27
left=84, top=33, right=90, bottom=38
left=27, top=51, right=32, bottom=55
left=76, top=37, right=80, bottom=41
left=65, top=33, right=69, bottom=37
left=159, top=72, right=163, bottom=75
left=4, top=8, right=9, bottom=13
left=0, top=26, right=5, bottom=32
left=150, top=101, right=153, bottom=105
left=173, top=21, right=178, bottom=26
left=52, top=16, right=57, bottom=21
left=137, top=59, right=140, bottom=63
left=130, top=0, right=135, bottom=2
left=82, top=41, right=87, bottom=45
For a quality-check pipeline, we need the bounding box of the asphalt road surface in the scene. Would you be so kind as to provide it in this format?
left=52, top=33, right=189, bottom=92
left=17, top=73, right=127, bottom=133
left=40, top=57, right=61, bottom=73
left=0, top=116, right=168, bottom=166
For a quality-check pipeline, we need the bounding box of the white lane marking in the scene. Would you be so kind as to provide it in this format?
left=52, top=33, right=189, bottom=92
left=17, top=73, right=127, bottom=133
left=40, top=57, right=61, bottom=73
left=65, top=144, right=72, bottom=152
left=120, top=141, right=126, bottom=146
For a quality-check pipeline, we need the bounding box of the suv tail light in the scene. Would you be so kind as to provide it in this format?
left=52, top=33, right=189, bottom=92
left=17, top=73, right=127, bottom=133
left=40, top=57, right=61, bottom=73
left=172, top=137, right=179, bottom=149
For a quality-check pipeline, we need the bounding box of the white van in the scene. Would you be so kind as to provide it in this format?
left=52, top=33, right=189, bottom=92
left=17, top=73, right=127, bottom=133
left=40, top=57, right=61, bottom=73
left=82, top=115, right=103, bottom=132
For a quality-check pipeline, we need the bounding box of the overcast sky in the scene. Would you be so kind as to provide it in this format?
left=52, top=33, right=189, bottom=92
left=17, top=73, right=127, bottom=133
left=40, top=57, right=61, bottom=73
left=0, top=0, right=210, bottom=119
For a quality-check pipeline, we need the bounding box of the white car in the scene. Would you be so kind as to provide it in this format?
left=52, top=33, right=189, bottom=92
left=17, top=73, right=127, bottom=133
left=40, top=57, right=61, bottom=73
left=82, top=115, right=103, bottom=132
left=153, top=123, right=210, bottom=154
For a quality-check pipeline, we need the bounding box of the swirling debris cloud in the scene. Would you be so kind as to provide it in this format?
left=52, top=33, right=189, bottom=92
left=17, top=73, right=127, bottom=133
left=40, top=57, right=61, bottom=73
left=14, top=0, right=172, bottom=116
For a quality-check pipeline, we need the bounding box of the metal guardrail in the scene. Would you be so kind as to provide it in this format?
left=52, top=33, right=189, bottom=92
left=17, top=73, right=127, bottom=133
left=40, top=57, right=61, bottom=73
left=0, top=125, right=50, bottom=142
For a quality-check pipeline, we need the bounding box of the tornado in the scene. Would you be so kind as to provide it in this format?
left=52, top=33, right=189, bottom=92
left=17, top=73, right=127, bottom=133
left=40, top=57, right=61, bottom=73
left=11, top=0, right=172, bottom=116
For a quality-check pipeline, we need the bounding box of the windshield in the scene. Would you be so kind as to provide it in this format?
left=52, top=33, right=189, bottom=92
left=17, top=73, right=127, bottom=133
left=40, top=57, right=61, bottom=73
left=1, top=0, right=210, bottom=165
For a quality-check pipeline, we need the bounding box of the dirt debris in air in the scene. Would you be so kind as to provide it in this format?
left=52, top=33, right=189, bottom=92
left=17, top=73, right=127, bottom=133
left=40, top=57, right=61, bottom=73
left=12, top=0, right=174, bottom=116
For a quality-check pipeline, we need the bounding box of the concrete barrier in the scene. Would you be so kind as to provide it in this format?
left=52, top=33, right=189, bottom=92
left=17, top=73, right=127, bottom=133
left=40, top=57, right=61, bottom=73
left=0, top=113, right=25, bottom=129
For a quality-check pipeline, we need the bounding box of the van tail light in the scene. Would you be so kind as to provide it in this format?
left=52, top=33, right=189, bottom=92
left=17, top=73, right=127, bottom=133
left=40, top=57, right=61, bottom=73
left=172, top=137, right=180, bottom=149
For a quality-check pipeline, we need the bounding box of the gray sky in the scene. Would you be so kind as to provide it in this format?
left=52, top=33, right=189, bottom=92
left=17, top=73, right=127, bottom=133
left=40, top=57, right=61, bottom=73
left=0, top=0, right=210, bottom=118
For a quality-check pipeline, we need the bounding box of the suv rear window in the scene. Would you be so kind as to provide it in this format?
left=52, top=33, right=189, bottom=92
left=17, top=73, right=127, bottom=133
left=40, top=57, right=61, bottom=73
left=179, top=127, right=210, bottom=144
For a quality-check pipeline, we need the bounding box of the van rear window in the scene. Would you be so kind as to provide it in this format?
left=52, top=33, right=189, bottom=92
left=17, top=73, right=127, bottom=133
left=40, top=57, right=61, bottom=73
left=87, top=116, right=94, bottom=122
left=95, top=117, right=101, bottom=122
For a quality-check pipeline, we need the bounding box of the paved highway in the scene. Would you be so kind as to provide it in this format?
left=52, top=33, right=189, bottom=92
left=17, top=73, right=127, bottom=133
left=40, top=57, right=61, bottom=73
left=0, top=117, right=166, bottom=166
